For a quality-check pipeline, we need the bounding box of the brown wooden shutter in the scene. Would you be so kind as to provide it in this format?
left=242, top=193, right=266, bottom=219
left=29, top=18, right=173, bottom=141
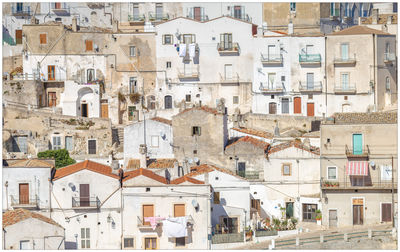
left=143, top=205, right=154, bottom=225
left=40, top=33, right=47, bottom=44
left=382, top=203, right=392, bottom=222
left=213, top=192, right=220, bottom=204
left=15, top=30, right=22, bottom=44
left=48, top=65, right=55, bottom=80
left=86, top=40, right=93, bottom=51
left=80, top=184, right=89, bottom=207
left=307, top=103, right=315, bottom=117
left=174, top=204, right=185, bottom=217
left=19, top=183, right=29, bottom=204
left=294, top=97, right=302, bottom=114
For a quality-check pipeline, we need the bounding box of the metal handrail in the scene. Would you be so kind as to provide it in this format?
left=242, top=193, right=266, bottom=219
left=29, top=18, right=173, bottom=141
left=334, top=83, right=356, bottom=92
left=10, top=195, right=38, bottom=206
left=321, top=180, right=397, bottom=189
left=259, top=82, right=284, bottom=91
left=261, top=53, right=283, bottom=63
left=217, top=42, right=240, bottom=52
left=219, top=73, right=240, bottom=83
left=12, top=6, right=31, bottom=15
left=128, top=14, right=145, bottom=22
left=345, top=144, right=369, bottom=156
left=177, top=65, right=200, bottom=78
left=72, top=196, right=99, bottom=208
left=187, top=13, right=209, bottom=21
left=299, top=81, right=322, bottom=91
left=299, top=53, right=321, bottom=63
left=148, top=12, right=169, bottom=21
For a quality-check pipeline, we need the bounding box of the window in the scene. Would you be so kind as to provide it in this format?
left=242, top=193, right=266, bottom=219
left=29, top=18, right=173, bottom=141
left=52, top=136, right=61, bottom=150
left=144, top=237, right=157, bottom=250
left=164, top=95, right=172, bottom=109
left=386, top=76, right=390, bottom=91
left=65, top=136, right=73, bottom=151
left=129, top=77, right=137, bottom=93
left=163, top=34, right=173, bottom=45
left=268, top=73, right=276, bottom=89
left=251, top=199, right=261, bottom=215
left=147, top=95, right=155, bottom=110
left=175, top=237, right=185, bottom=247
left=290, top=2, right=296, bottom=12
left=282, top=163, right=291, bottom=176
left=341, top=43, right=349, bottom=60
left=166, top=61, right=171, bottom=68
left=132, top=3, right=139, bottom=19
left=341, top=73, right=349, bottom=90
left=39, top=33, right=47, bottom=44
left=381, top=165, right=392, bottom=181
left=213, top=192, right=220, bottom=204
left=128, top=106, right=136, bottom=121
left=220, top=33, right=232, bottom=50
left=308, top=94, right=313, bottom=100
left=182, top=34, right=195, bottom=44
left=85, top=40, right=93, bottom=51
left=81, top=228, right=90, bottom=249
left=88, top=139, right=96, bottom=154
left=344, top=3, right=350, bottom=17
left=48, top=65, right=55, bottom=81
left=129, top=46, right=136, bottom=57
left=12, top=136, right=27, bottom=153
left=224, top=64, right=233, bottom=80
left=19, top=240, right=30, bottom=250
left=192, top=126, right=201, bottom=136
left=233, top=6, right=243, bottom=19
left=142, top=204, right=154, bottom=226
left=15, top=30, right=23, bottom=45
left=238, top=162, right=246, bottom=177
left=269, top=102, right=277, bottom=114
left=185, top=94, right=191, bottom=102
left=221, top=217, right=238, bottom=233
left=233, top=96, right=239, bottom=104
left=151, top=136, right=159, bottom=148
left=281, top=98, right=289, bottom=114
left=174, top=204, right=185, bottom=217
left=327, top=166, right=337, bottom=180
left=87, top=69, right=95, bottom=82
left=123, top=238, right=134, bottom=248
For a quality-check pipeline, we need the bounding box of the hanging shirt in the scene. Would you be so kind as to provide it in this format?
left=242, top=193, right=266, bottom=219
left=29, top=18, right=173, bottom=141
left=144, top=217, right=165, bottom=230
left=179, top=44, right=187, bottom=57
left=162, top=217, right=188, bottom=238
left=189, top=43, right=196, bottom=58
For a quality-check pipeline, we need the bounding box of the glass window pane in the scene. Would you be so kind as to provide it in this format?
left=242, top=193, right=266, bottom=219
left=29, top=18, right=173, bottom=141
left=86, top=240, right=90, bottom=248
left=86, top=228, right=90, bottom=238
left=81, top=240, right=85, bottom=248
left=328, top=167, right=336, bottom=179
left=81, top=228, right=85, bottom=238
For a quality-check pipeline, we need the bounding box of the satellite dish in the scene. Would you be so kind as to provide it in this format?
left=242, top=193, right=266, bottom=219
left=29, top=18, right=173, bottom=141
left=68, top=183, right=76, bottom=192
left=193, top=157, right=199, bottom=163
left=191, top=199, right=199, bottom=211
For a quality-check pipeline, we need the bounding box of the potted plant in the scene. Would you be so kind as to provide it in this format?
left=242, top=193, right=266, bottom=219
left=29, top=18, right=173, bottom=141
left=281, top=219, right=288, bottom=230
left=316, top=209, right=322, bottom=225
left=290, top=217, right=298, bottom=230
left=272, top=218, right=281, bottom=231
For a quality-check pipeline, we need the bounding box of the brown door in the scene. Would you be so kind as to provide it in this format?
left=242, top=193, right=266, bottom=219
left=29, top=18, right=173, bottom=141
left=55, top=2, right=61, bottom=9
left=144, top=237, right=157, bottom=250
left=174, top=204, right=185, bottom=217
left=101, top=103, right=109, bottom=118
left=48, top=65, right=55, bottom=80
left=307, top=103, right=314, bottom=117
left=269, top=102, right=277, bottom=114
left=48, top=92, right=57, bottom=107
left=79, top=184, right=90, bottom=207
left=143, top=205, right=154, bottom=226
left=382, top=203, right=392, bottom=222
left=19, top=183, right=29, bottom=204
left=194, top=7, right=201, bottom=21
left=353, top=205, right=363, bottom=225
left=294, top=97, right=302, bottom=114
left=81, top=103, right=88, bottom=117
left=15, top=30, right=22, bottom=44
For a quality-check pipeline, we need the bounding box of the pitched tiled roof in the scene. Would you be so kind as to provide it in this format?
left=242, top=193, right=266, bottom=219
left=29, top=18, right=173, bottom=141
left=330, top=25, right=391, bottom=36
left=360, top=14, right=397, bottom=25
left=150, top=117, right=172, bottom=126
left=3, top=208, right=63, bottom=229
left=185, top=164, right=247, bottom=181
left=177, top=106, right=222, bottom=116
left=53, top=160, right=119, bottom=180
left=170, top=176, right=204, bottom=185
left=122, top=168, right=168, bottom=184
left=225, top=136, right=270, bottom=150
left=3, top=159, right=55, bottom=168
left=268, top=140, right=320, bottom=156
left=232, top=127, right=274, bottom=139
left=126, top=158, right=177, bottom=169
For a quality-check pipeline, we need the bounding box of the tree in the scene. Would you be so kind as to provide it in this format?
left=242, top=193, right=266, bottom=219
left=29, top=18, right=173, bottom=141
left=37, top=149, right=76, bottom=169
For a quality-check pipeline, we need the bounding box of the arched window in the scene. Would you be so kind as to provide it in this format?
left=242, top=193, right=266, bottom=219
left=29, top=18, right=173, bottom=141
left=386, top=77, right=390, bottom=91
left=164, top=95, right=172, bottom=109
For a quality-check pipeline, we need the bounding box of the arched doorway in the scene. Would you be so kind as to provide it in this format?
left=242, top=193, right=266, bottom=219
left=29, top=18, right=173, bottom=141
left=77, top=87, right=94, bottom=118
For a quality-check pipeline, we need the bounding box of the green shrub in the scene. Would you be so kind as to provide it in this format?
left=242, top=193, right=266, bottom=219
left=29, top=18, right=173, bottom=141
left=37, top=149, right=76, bottom=169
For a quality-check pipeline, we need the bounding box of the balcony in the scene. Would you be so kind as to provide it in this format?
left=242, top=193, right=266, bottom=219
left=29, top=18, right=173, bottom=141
left=178, top=66, right=200, bottom=81
left=220, top=73, right=240, bottom=85
left=51, top=3, right=70, bottom=16
left=345, top=144, right=369, bottom=158
left=334, top=84, right=356, bottom=94
left=217, top=43, right=240, bottom=56
left=259, top=82, right=284, bottom=93
left=236, top=170, right=261, bottom=180
left=260, top=53, right=283, bottom=66
left=228, top=13, right=251, bottom=22
left=10, top=195, right=38, bottom=209
left=128, top=14, right=145, bottom=22
left=321, top=180, right=397, bottom=190
left=148, top=12, right=169, bottom=21
left=137, top=216, right=159, bottom=230
left=299, top=81, right=322, bottom=93
left=187, top=13, right=209, bottom=22
left=299, top=54, right=321, bottom=66
left=334, top=56, right=356, bottom=66
left=12, top=6, right=31, bottom=17
left=72, top=196, right=100, bottom=209
left=384, top=53, right=396, bottom=63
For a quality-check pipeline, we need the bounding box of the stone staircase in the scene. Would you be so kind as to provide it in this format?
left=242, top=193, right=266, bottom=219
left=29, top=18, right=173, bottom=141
left=112, top=127, right=124, bottom=148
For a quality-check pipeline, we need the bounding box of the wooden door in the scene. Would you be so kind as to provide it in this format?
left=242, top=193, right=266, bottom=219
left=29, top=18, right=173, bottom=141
left=144, top=237, right=157, bottom=250
left=143, top=205, right=154, bottom=226
left=101, top=103, right=108, bottom=118
left=294, top=97, right=301, bottom=114
left=382, top=203, right=392, bottom=222
left=48, top=92, right=57, bottom=107
left=269, top=102, right=277, bottom=114
left=307, top=103, right=314, bottom=117
left=48, top=65, right=55, bottom=80
left=352, top=134, right=363, bottom=155
left=81, top=103, right=88, bottom=117
left=55, top=2, right=61, bottom=9
left=174, top=204, right=185, bottom=217
left=15, top=30, right=22, bottom=44
left=329, top=209, right=338, bottom=227
left=353, top=205, right=363, bottom=225
left=19, top=183, right=29, bottom=204
left=79, top=184, right=89, bottom=207
left=194, top=7, right=201, bottom=21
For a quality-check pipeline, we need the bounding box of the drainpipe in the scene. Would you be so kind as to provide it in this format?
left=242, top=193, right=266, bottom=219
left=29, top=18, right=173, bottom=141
left=5, top=181, right=8, bottom=210
left=120, top=187, right=123, bottom=249
left=3, top=228, right=6, bottom=250
left=324, top=36, right=328, bottom=115
left=373, top=33, right=376, bottom=111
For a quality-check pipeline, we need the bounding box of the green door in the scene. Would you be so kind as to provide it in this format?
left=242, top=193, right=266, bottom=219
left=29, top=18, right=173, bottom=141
left=353, top=134, right=363, bottom=155
left=286, top=202, right=294, bottom=218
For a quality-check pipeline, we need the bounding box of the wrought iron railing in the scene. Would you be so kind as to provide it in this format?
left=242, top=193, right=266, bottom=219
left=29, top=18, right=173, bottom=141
left=345, top=144, right=369, bottom=157
left=10, top=195, right=38, bottom=207
left=259, top=82, right=284, bottom=92
left=50, top=3, right=70, bottom=15
left=321, top=180, right=397, bottom=189
left=299, top=54, right=321, bottom=63
left=177, top=66, right=200, bottom=79
left=186, top=14, right=209, bottom=22
left=299, top=81, right=322, bottom=92
left=148, top=12, right=169, bottom=21
left=334, top=83, right=356, bottom=93
left=334, top=56, right=356, bottom=64
left=72, top=196, right=100, bottom=208
left=219, top=73, right=240, bottom=83
left=217, top=42, right=240, bottom=53
left=128, top=14, right=145, bottom=22
left=261, top=53, right=283, bottom=64
left=228, top=13, right=251, bottom=22
left=12, top=6, right=31, bottom=16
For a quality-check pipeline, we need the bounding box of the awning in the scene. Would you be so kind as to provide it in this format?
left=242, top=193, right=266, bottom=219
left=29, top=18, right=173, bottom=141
left=346, top=161, right=369, bottom=176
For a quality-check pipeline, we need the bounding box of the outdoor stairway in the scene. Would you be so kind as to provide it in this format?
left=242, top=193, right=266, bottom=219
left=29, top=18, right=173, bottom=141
left=112, top=127, right=124, bottom=147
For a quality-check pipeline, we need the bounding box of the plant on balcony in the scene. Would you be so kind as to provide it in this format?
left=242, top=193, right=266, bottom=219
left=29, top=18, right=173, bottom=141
left=272, top=218, right=281, bottom=231
left=129, top=93, right=141, bottom=104
left=315, top=209, right=322, bottom=221
left=281, top=219, right=289, bottom=230
left=289, top=217, right=298, bottom=230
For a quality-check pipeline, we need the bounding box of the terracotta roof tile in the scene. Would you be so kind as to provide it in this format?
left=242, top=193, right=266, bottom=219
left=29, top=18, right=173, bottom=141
left=177, top=106, right=223, bottom=116
left=122, top=168, right=167, bottom=184
left=232, top=127, right=273, bottom=139
left=268, top=140, right=320, bottom=156
left=329, top=25, right=391, bottom=36
left=53, top=160, right=119, bottom=180
left=150, top=117, right=172, bottom=126
left=4, top=159, right=55, bottom=168
left=170, top=176, right=204, bottom=185
left=126, top=158, right=177, bottom=170
left=3, top=208, right=63, bottom=229
left=184, top=164, right=247, bottom=181
left=225, top=136, right=270, bottom=150
left=360, top=14, right=397, bottom=25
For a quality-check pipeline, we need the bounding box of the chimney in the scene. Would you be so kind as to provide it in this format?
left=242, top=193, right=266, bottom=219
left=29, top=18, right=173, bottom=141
left=72, top=17, right=77, bottom=32
left=204, top=172, right=209, bottom=184
left=139, top=144, right=147, bottom=168
left=388, top=15, right=392, bottom=25
left=372, top=9, right=379, bottom=24
left=288, top=22, right=294, bottom=35
left=112, top=20, right=118, bottom=33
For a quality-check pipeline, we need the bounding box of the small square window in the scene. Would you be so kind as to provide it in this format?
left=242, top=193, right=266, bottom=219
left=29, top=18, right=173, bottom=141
left=328, top=167, right=337, bottom=180
left=213, top=192, right=220, bottom=204
left=166, top=61, right=171, bottom=68
left=85, top=40, right=93, bottom=51
left=282, top=163, right=291, bottom=176
left=233, top=96, right=239, bottom=104
left=344, top=95, right=348, bottom=100
left=151, top=136, right=159, bottom=148
left=88, top=139, right=96, bottom=155
left=124, top=238, right=134, bottom=248
left=192, top=126, right=201, bottom=136
left=271, top=95, right=275, bottom=99
left=193, top=150, right=198, bottom=154
left=129, top=46, right=136, bottom=57
left=186, top=94, right=191, bottom=102
left=163, top=34, right=173, bottom=45
left=176, top=237, right=185, bottom=247
left=308, top=94, right=313, bottom=100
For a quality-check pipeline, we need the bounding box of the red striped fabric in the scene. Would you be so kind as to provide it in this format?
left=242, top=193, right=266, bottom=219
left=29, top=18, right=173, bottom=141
left=346, top=161, right=369, bottom=176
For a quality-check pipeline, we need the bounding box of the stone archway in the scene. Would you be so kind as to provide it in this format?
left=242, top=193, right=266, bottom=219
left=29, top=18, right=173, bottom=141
left=77, top=87, right=94, bottom=118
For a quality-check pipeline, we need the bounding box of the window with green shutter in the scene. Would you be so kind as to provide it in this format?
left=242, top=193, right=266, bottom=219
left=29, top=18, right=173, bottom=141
left=352, top=134, right=363, bottom=155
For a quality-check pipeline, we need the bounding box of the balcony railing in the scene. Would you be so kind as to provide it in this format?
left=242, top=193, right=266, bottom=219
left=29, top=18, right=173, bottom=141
left=11, top=73, right=40, bottom=81
left=299, top=54, right=321, bottom=64
left=12, top=6, right=31, bottom=16
left=259, top=82, right=284, bottom=93
left=321, top=180, right=397, bottom=190
left=236, top=170, right=260, bottom=180
left=128, top=14, right=145, bottom=22
left=51, top=3, right=70, bottom=16
left=10, top=195, right=38, bottom=208
left=260, top=53, right=283, bottom=65
left=178, top=66, right=200, bottom=80
left=345, top=144, right=369, bottom=157
left=220, top=73, right=240, bottom=84
left=384, top=53, right=396, bottom=63
left=217, top=43, right=240, bottom=55
left=72, top=196, right=100, bottom=208
left=334, top=83, right=356, bottom=94
left=187, top=14, right=209, bottom=22
left=148, top=12, right=169, bottom=21
left=228, top=13, right=251, bottom=22
left=334, top=56, right=356, bottom=66
left=299, top=81, right=322, bottom=92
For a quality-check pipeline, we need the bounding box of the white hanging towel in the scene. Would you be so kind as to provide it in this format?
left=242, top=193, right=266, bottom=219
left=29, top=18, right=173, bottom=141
left=179, top=44, right=187, bottom=57
left=189, top=43, right=196, bottom=58
left=162, top=217, right=188, bottom=238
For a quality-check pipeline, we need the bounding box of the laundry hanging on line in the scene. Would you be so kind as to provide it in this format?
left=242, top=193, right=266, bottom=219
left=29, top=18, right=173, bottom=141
left=144, top=216, right=165, bottom=230
left=188, top=43, right=196, bottom=58
left=179, top=44, right=187, bottom=57
left=162, top=216, right=188, bottom=238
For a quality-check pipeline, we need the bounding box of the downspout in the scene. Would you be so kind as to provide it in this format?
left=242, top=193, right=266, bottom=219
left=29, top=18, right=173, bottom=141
left=5, top=181, right=8, bottom=210
left=324, top=36, right=328, bottom=115
left=120, top=186, right=123, bottom=249
left=3, top=228, right=6, bottom=250
left=103, top=3, right=113, bottom=26
left=373, top=33, right=376, bottom=111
